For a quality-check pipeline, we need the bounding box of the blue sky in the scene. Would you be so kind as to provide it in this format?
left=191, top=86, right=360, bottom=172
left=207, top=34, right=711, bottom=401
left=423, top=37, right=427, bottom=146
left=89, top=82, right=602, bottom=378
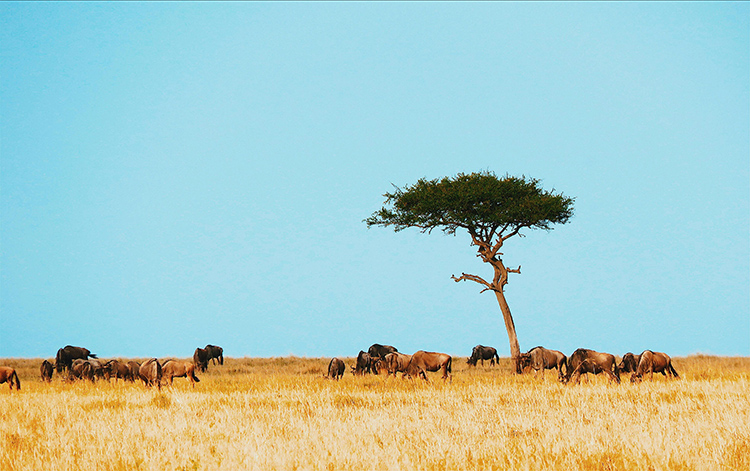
left=1, top=2, right=748, bottom=359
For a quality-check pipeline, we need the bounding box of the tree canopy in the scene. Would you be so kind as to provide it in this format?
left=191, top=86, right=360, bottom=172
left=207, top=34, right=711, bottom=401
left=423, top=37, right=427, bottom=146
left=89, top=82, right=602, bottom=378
left=365, top=171, right=574, bottom=238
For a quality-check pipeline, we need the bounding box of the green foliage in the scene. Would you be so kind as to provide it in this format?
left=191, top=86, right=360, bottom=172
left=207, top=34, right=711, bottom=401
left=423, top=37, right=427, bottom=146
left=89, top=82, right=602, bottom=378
left=365, top=171, right=574, bottom=237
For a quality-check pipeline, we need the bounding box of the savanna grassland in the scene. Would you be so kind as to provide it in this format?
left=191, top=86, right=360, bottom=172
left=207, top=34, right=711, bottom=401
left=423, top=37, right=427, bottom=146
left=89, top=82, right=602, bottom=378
left=1, top=355, right=748, bottom=471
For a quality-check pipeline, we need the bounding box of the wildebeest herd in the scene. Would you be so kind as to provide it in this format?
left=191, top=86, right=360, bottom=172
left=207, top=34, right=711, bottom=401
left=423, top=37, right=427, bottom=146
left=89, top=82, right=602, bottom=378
left=325, top=343, right=680, bottom=385
left=0, top=342, right=679, bottom=391
left=343, top=345, right=453, bottom=381
left=0, top=344, right=226, bottom=391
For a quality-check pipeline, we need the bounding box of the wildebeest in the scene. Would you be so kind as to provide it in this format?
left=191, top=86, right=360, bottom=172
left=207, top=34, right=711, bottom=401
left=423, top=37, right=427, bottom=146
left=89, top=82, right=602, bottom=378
left=105, top=360, right=133, bottom=382
left=193, top=348, right=209, bottom=372
left=139, top=358, right=162, bottom=390
left=68, top=359, right=95, bottom=382
left=467, top=345, right=500, bottom=367
left=127, top=361, right=141, bottom=381
left=564, top=348, right=620, bottom=384
left=40, top=360, right=54, bottom=382
left=86, top=358, right=108, bottom=380
left=405, top=351, right=452, bottom=382
left=327, top=358, right=345, bottom=380
left=161, top=360, right=200, bottom=386
left=205, top=344, right=224, bottom=366
left=519, top=346, right=567, bottom=380
left=351, top=350, right=373, bottom=375
left=618, top=352, right=640, bottom=374
left=631, top=350, right=679, bottom=382
left=371, top=357, right=390, bottom=375
left=55, top=345, right=97, bottom=373
left=384, top=352, right=412, bottom=377
left=0, top=367, right=21, bottom=391
left=367, top=344, right=398, bottom=360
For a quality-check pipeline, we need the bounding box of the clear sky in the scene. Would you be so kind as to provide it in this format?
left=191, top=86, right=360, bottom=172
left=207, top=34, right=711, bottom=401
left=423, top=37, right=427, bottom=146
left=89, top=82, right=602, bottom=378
left=1, top=2, right=748, bottom=359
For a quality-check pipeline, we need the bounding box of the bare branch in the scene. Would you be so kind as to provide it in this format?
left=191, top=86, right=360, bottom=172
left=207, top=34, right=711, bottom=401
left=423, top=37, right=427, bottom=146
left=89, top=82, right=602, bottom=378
left=451, top=273, right=499, bottom=293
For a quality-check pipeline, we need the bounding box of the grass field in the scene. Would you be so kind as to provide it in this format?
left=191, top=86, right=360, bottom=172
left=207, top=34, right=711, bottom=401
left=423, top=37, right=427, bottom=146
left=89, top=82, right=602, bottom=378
left=1, top=355, right=748, bottom=471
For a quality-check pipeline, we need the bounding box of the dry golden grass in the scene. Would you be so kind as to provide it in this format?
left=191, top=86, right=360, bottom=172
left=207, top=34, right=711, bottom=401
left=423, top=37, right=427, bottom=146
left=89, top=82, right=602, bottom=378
left=1, top=355, right=748, bottom=471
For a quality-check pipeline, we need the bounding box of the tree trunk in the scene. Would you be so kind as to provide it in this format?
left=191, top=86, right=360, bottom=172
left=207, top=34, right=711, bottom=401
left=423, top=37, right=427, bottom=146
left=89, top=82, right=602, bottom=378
left=494, top=289, right=522, bottom=373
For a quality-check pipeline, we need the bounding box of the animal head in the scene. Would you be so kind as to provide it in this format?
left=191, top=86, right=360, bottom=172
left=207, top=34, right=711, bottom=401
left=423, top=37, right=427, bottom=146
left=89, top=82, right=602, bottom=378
left=518, top=353, right=532, bottom=369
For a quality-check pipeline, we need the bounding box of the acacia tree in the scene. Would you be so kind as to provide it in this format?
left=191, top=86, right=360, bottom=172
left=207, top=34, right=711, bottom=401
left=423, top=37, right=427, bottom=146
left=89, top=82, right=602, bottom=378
left=365, top=171, right=574, bottom=373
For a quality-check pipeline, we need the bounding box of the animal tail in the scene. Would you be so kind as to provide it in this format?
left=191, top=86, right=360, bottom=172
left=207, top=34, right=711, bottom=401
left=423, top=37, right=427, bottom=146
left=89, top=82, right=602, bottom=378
left=613, top=361, right=621, bottom=382
left=13, top=370, right=21, bottom=390
left=89, top=353, right=98, bottom=359
left=493, top=352, right=500, bottom=364
left=447, top=356, right=453, bottom=373
left=327, top=358, right=334, bottom=378
left=192, top=371, right=200, bottom=383
left=669, top=363, right=680, bottom=379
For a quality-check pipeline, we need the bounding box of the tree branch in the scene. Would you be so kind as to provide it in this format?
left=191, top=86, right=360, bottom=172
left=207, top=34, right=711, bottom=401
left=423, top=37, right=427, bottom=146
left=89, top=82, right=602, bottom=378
left=451, top=273, right=499, bottom=293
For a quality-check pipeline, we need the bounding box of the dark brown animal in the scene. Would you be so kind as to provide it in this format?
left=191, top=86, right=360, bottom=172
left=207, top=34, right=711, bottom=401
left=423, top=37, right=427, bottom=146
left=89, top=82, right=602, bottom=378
left=467, top=345, right=500, bottom=367
left=618, top=352, right=639, bottom=374
left=368, top=344, right=398, bottom=360
left=327, top=358, right=345, bottom=380
left=631, top=350, right=679, bottom=382
left=68, top=359, right=95, bottom=382
left=127, top=361, right=141, bottom=381
left=370, top=357, right=390, bottom=375
left=351, top=350, right=373, bottom=375
left=0, top=367, right=21, bottom=391
left=55, top=345, right=97, bottom=373
left=384, top=352, right=412, bottom=377
left=161, top=360, right=200, bottom=386
left=40, top=360, right=54, bottom=382
left=193, top=348, right=209, bottom=372
left=86, top=359, right=107, bottom=380
left=564, top=348, right=620, bottom=384
left=139, top=358, right=162, bottom=390
left=204, top=344, right=224, bottom=366
left=519, top=346, right=567, bottom=380
left=105, top=360, right=133, bottom=382
left=405, top=351, right=452, bottom=382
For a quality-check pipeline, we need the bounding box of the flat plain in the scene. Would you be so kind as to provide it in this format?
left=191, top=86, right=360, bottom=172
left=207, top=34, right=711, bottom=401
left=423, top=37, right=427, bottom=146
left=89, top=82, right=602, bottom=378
left=1, top=355, right=748, bottom=471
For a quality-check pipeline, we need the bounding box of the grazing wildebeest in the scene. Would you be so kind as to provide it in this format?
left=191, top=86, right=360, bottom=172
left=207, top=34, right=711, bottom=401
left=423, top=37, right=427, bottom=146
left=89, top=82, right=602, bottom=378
left=564, top=348, right=620, bottom=384
left=631, top=350, right=679, bottom=383
left=519, top=346, right=567, bottom=380
left=367, top=344, right=398, bottom=360
left=405, top=351, right=452, bottom=382
left=193, top=348, right=209, bottom=373
left=467, top=345, right=500, bottom=367
left=68, top=360, right=95, bottom=382
left=327, top=358, right=345, bottom=380
left=384, top=352, right=412, bottom=377
left=139, top=358, right=162, bottom=390
left=204, top=344, right=224, bottom=366
left=86, top=358, right=108, bottom=380
left=161, top=360, right=200, bottom=387
left=351, top=350, right=373, bottom=375
left=40, top=360, right=54, bottom=382
left=105, top=360, right=133, bottom=382
left=618, top=352, right=639, bottom=375
left=127, top=361, right=141, bottom=381
left=55, top=345, right=97, bottom=373
left=0, top=367, right=21, bottom=391
left=371, top=357, right=390, bottom=375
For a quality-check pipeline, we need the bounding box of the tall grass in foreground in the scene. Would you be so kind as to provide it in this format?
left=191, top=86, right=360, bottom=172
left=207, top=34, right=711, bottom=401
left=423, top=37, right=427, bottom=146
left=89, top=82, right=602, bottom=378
left=1, top=356, right=748, bottom=471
